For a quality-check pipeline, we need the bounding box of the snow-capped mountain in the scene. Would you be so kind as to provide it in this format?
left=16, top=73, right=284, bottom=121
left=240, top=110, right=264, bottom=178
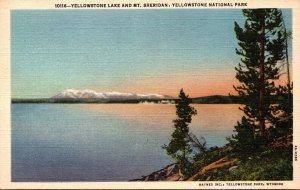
left=51, top=89, right=170, bottom=101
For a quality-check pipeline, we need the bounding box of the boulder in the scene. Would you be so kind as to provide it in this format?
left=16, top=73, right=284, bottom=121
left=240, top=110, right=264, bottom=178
left=130, top=163, right=180, bottom=181
left=228, top=165, right=239, bottom=173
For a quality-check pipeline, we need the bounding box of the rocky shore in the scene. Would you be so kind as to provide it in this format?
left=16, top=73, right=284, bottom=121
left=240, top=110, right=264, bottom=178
left=130, top=163, right=182, bottom=181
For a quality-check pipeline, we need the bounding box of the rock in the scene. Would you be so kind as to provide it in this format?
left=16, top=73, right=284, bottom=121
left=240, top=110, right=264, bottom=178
left=228, top=166, right=239, bottom=173
left=130, top=163, right=180, bottom=181
left=166, top=163, right=179, bottom=176
left=166, top=173, right=181, bottom=181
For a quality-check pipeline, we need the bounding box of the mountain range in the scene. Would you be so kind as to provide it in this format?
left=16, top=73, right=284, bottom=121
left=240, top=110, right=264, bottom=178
left=12, top=89, right=243, bottom=104
left=51, top=89, right=173, bottom=101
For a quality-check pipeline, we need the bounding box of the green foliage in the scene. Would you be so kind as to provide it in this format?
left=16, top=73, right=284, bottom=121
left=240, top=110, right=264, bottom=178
left=233, top=9, right=285, bottom=124
left=187, top=133, right=207, bottom=156
left=269, top=83, right=293, bottom=139
left=227, top=147, right=292, bottom=180
left=163, top=89, right=197, bottom=176
left=195, top=165, right=230, bottom=181
left=193, top=147, right=228, bottom=175
left=195, top=147, right=292, bottom=181
left=228, top=116, right=266, bottom=160
left=231, top=9, right=286, bottom=156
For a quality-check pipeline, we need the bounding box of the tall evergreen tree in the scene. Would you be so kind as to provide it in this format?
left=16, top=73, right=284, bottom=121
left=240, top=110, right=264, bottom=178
left=280, top=9, right=292, bottom=94
left=232, top=9, right=285, bottom=146
left=269, top=11, right=293, bottom=138
left=164, top=89, right=197, bottom=173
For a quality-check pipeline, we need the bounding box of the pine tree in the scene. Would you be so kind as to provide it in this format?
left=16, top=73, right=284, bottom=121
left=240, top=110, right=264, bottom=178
left=271, top=16, right=293, bottom=135
left=269, top=11, right=293, bottom=137
left=164, top=89, right=197, bottom=173
left=269, top=83, right=293, bottom=138
left=232, top=9, right=285, bottom=147
left=280, top=9, right=292, bottom=94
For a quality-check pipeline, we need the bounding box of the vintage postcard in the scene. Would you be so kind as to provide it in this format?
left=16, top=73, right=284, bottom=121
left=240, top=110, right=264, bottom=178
left=0, top=0, right=299, bottom=189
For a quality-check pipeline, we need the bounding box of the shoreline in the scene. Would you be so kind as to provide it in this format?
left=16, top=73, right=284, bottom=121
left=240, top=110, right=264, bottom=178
left=130, top=163, right=181, bottom=181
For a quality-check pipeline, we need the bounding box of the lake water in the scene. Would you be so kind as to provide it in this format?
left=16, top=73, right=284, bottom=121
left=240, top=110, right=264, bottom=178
left=11, top=104, right=243, bottom=181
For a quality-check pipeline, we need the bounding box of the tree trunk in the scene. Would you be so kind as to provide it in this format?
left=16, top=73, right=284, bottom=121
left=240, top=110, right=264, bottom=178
left=258, top=14, right=266, bottom=141
left=283, top=17, right=291, bottom=96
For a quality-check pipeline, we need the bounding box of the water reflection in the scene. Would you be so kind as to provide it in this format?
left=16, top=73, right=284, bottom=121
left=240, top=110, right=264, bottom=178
left=12, top=104, right=242, bottom=181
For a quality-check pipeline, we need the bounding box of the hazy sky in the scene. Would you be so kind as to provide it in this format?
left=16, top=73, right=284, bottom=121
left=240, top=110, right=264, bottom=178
left=11, top=9, right=292, bottom=98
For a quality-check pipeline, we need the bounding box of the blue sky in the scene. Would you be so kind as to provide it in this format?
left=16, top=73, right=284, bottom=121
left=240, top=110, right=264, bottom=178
left=11, top=9, right=292, bottom=98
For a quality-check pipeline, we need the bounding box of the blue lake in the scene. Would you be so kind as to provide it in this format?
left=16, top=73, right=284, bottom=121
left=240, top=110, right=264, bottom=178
left=11, top=104, right=243, bottom=181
